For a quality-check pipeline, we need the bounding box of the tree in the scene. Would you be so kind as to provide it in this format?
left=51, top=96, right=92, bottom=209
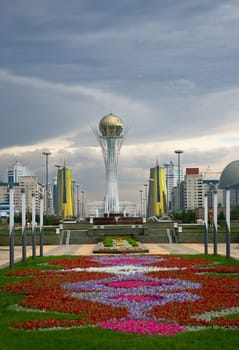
left=171, top=210, right=196, bottom=223
left=231, top=205, right=239, bottom=220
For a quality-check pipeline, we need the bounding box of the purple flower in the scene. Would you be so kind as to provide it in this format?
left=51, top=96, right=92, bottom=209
left=63, top=275, right=201, bottom=320
left=91, top=255, right=165, bottom=266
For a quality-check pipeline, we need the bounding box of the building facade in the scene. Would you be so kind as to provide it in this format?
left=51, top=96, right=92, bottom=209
left=219, top=160, right=239, bottom=206
left=18, top=176, right=45, bottom=215
left=184, top=168, right=207, bottom=210
left=7, top=161, right=31, bottom=183
left=56, top=162, right=74, bottom=217
left=0, top=176, right=45, bottom=216
left=147, top=161, right=167, bottom=218
left=0, top=201, right=10, bottom=218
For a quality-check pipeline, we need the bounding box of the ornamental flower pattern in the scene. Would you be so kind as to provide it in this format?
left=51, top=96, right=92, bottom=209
left=3, top=254, right=239, bottom=335
left=63, top=274, right=201, bottom=320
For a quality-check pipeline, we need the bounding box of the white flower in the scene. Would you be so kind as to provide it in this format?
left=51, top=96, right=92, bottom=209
left=63, top=265, right=184, bottom=275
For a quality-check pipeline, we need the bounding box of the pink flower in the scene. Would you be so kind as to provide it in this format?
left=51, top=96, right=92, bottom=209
left=99, top=319, right=185, bottom=335
left=105, top=280, right=160, bottom=288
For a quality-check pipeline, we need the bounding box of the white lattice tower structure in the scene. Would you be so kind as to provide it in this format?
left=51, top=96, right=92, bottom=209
left=93, top=113, right=125, bottom=214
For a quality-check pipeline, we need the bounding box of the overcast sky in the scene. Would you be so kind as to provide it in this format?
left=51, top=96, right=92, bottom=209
left=1, top=0, right=239, bottom=203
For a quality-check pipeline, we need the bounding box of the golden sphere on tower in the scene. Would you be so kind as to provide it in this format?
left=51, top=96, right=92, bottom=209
left=99, top=113, right=124, bottom=136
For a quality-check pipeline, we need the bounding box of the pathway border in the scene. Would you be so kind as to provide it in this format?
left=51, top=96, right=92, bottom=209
left=1, top=243, right=239, bottom=269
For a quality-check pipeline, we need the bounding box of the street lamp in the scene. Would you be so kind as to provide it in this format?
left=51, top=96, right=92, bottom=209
left=174, top=150, right=184, bottom=211
left=55, top=164, right=61, bottom=171
left=174, top=150, right=184, bottom=186
left=213, top=190, right=218, bottom=256
left=72, top=180, right=76, bottom=216
left=31, top=193, right=36, bottom=258
left=9, top=185, right=15, bottom=269
left=139, top=189, right=143, bottom=216
left=42, top=152, right=51, bottom=216
left=143, top=183, right=148, bottom=217
left=81, top=190, right=85, bottom=219
left=163, top=163, right=170, bottom=214
left=54, top=164, right=61, bottom=217
left=76, top=185, right=80, bottom=218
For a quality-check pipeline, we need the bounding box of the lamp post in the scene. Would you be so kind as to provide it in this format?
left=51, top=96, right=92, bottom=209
left=72, top=180, right=76, bottom=216
left=81, top=191, right=85, bottom=219
left=174, top=150, right=184, bottom=186
left=42, top=152, right=51, bottom=217
left=139, top=189, right=143, bottom=216
left=225, top=186, right=231, bottom=259
left=143, top=183, right=148, bottom=217
left=76, top=185, right=80, bottom=218
left=213, top=190, right=218, bottom=256
left=39, top=194, right=44, bottom=257
left=174, top=150, right=184, bottom=211
left=55, top=164, right=61, bottom=171
left=163, top=164, right=170, bottom=215
left=21, top=189, right=26, bottom=262
left=55, top=164, right=61, bottom=217
left=31, top=193, right=36, bottom=258
left=9, top=186, right=15, bottom=269
left=204, top=193, right=208, bottom=255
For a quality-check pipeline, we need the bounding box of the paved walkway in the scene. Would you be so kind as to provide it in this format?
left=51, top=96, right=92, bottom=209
left=1, top=243, right=239, bottom=269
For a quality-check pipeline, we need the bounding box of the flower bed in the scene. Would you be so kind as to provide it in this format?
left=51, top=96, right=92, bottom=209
left=2, top=255, right=239, bottom=335
left=93, top=236, right=149, bottom=253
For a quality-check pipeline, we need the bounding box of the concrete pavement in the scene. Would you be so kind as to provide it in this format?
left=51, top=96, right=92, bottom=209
left=1, top=243, right=239, bottom=269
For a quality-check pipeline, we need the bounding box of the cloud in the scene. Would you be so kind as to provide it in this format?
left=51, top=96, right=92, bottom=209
left=1, top=1, right=239, bottom=203
left=1, top=68, right=239, bottom=159
left=0, top=69, right=152, bottom=148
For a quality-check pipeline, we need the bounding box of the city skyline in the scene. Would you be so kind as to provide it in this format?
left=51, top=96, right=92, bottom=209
left=1, top=1, right=239, bottom=203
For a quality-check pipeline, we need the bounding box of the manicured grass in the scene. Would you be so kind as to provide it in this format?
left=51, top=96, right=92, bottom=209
left=0, top=254, right=238, bottom=350
left=1, top=326, right=239, bottom=350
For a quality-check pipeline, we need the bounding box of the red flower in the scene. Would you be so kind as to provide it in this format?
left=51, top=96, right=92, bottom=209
left=2, top=255, right=238, bottom=333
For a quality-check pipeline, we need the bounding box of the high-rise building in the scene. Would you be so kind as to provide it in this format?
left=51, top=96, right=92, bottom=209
left=147, top=161, right=167, bottom=217
left=7, top=161, right=30, bottom=183
left=184, top=168, right=206, bottom=210
left=56, top=161, right=74, bottom=217
left=18, top=176, right=45, bottom=215
left=0, top=176, right=44, bottom=216
left=0, top=201, right=10, bottom=218
left=164, top=161, right=177, bottom=210
left=52, top=176, right=58, bottom=214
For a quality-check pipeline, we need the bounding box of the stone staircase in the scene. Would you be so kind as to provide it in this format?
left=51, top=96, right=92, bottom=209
left=60, top=224, right=175, bottom=245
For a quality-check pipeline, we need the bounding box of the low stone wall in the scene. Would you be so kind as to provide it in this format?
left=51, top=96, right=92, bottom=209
left=1, top=223, right=238, bottom=246
left=59, top=228, right=239, bottom=245
left=0, top=233, right=61, bottom=246
left=177, top=231, right=239, bottom=243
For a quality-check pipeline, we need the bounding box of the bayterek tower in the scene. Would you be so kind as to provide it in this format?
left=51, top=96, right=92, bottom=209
left=93, top=113, right=125, bottom=214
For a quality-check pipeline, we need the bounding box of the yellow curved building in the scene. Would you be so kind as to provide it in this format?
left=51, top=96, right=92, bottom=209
left=147, top=161, right=167, bottom=217
left=56, top=161, right=74, bottom=217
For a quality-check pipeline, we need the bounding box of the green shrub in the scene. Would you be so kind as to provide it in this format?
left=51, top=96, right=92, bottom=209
left=127, top=237, right=138, bottom=247
left=103, top=236, right=113, bottom=247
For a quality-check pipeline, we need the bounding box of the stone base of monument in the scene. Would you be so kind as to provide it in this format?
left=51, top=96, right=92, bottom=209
left=93, top=213, right=143, bottom=225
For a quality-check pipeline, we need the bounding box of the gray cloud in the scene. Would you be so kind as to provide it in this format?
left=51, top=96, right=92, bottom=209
left=1, top=0, right=239, bottom=203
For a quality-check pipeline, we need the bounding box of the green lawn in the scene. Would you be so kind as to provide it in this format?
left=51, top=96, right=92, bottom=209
left=0, top=255, right=238, bottom=350
left=1, top=325, right=238, bottom=350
